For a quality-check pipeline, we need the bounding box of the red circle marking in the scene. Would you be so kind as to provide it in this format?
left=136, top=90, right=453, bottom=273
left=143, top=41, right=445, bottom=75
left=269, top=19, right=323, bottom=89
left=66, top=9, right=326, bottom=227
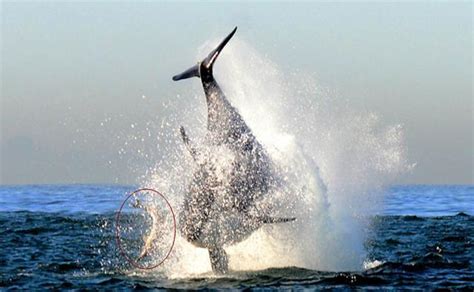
left=115, top=188, right=176, bottom=270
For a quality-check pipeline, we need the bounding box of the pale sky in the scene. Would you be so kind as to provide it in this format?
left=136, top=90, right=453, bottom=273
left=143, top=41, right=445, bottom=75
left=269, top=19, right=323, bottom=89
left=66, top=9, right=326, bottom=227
left=1, top=1, right=472, bottom=185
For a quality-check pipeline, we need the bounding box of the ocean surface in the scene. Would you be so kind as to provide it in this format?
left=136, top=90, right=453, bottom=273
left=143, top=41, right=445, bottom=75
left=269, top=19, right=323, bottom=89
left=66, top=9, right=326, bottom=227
left=1, top=184, right=472, bottom=290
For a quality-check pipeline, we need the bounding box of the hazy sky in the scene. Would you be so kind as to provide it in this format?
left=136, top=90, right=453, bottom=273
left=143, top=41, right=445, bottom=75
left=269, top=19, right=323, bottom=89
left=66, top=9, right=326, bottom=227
left=1, top=1, right=472, bottom=185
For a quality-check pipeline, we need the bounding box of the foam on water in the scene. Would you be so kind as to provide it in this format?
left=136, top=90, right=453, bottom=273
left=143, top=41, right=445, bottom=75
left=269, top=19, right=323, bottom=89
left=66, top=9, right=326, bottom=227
left=133, top=38, right=410, bottom=277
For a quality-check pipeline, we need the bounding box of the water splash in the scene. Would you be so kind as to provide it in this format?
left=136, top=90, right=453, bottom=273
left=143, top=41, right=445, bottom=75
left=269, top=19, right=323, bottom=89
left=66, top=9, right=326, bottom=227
left=133, top=38, right=410, bottom=277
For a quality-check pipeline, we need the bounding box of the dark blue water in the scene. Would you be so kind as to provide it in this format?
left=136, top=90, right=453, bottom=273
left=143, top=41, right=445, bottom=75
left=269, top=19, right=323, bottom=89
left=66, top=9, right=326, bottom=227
left=1, top=185, right=473, bottom=289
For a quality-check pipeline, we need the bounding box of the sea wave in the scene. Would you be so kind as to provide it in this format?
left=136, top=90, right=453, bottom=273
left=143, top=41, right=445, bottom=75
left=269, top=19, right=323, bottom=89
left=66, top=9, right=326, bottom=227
left=1, top=210, right=472, bottom=289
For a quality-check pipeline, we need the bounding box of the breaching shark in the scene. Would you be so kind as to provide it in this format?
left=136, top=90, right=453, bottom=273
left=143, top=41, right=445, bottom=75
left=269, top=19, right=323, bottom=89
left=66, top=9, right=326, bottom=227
left=172, top=27, right=294, bottom=274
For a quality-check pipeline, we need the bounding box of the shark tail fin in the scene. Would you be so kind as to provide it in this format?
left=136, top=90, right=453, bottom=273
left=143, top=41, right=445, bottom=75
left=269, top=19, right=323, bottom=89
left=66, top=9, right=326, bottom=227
left=172, top=64, right=200, bottom=81
left=201, top=26, right=237, bottom=71
left=172, top=27, right=237, bottom=81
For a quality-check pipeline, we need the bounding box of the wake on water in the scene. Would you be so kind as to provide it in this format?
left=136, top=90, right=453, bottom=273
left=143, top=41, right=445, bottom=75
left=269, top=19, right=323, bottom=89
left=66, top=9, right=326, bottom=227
left=116, top=38, right=411, bottom=278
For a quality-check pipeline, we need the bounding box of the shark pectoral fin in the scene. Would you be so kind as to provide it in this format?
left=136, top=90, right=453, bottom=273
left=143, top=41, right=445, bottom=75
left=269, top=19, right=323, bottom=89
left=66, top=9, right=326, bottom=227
left=179, top=126, right=198, bottom=160
left=179, top=126, right=190, bottom=144
left=208, top=247, right=229, bottom=274
left=261, top=216, right=296, bottom=224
